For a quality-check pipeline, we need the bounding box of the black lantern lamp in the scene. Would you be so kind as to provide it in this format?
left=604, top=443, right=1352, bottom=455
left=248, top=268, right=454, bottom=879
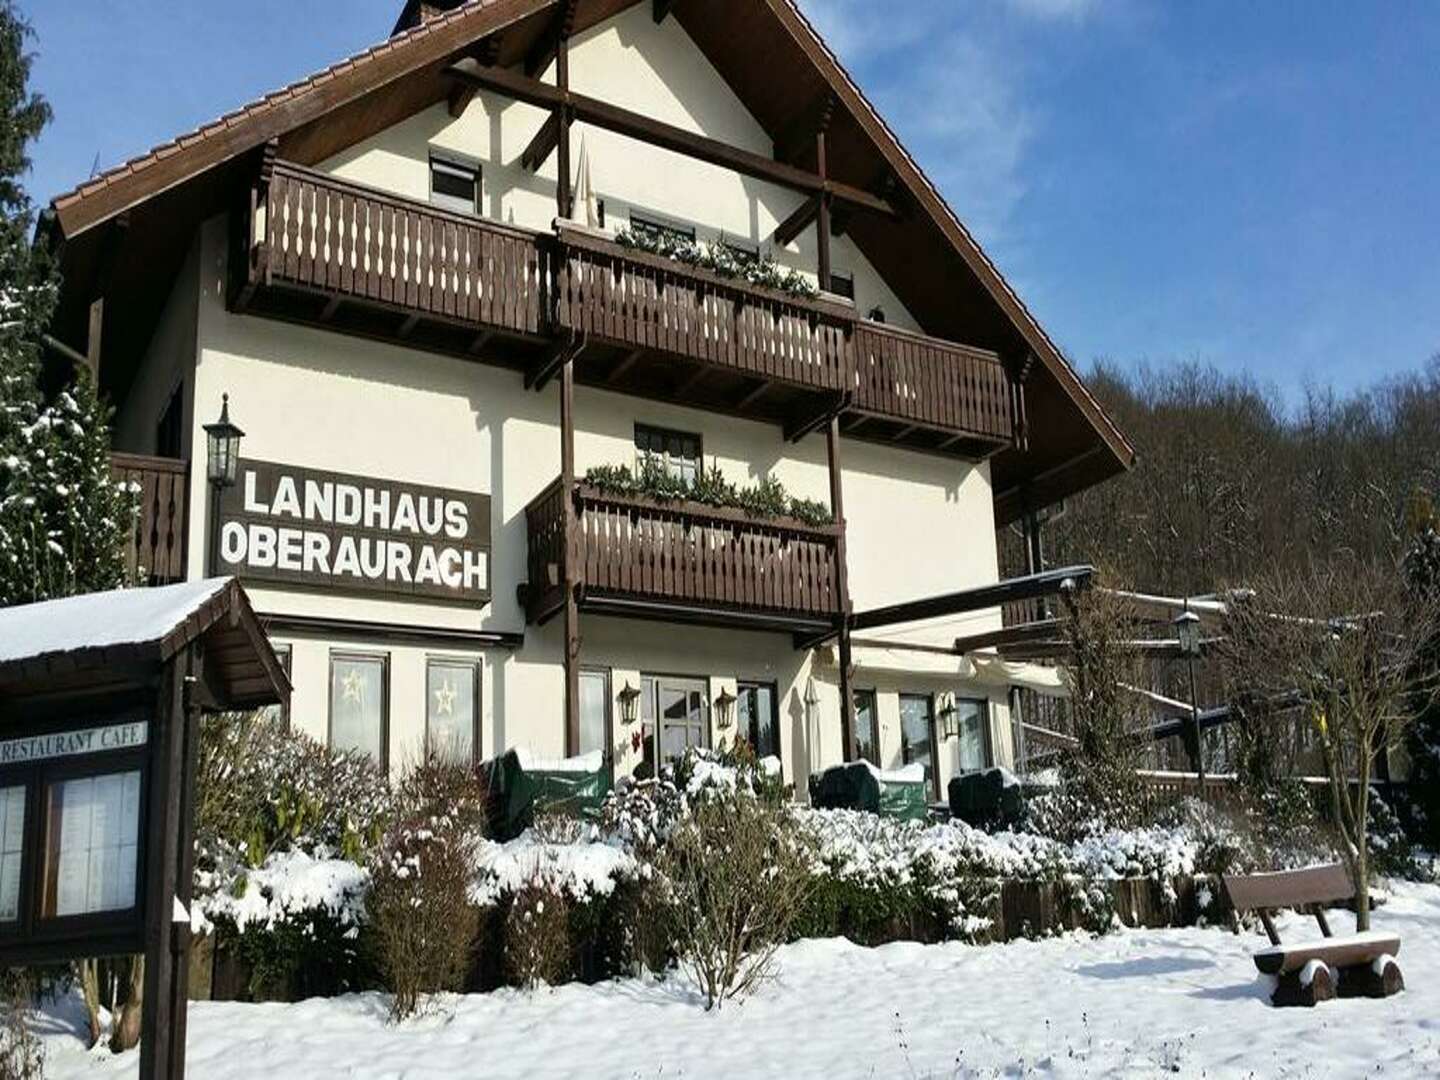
left=204, top=394, right=245, bottom=488
left=204, top=395, right=245, bottom=576
left=714, top=687, right=737, bottom=731
left=618, top=681, right=643, bottom=726
left=938, top=697, right=959, bottom=741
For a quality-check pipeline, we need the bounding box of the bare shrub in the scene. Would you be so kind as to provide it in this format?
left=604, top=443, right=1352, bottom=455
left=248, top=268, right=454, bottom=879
left=0, top=974, right=44, bottom=1080
left=503, top=871, right=572, bottom=990
left=660, top=793, right=812, bottom=1010
left=367, top=756, right=487, bottom=1019
left=1058, top=581, right=1148, bottom=825
left=1220, top=551, right=1440, bottom=927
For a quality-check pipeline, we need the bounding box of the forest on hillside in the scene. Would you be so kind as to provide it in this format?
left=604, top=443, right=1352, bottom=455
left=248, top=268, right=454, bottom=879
left=1001, top=357, right=1440, bottom=597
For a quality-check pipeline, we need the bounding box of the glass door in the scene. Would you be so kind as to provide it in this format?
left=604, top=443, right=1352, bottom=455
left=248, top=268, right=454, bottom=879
left=899, top=693, right=938, bottom=799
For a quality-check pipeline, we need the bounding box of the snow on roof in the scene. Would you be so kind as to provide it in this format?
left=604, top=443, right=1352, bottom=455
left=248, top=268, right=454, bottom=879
left=0, top=578, right=233, bottom=667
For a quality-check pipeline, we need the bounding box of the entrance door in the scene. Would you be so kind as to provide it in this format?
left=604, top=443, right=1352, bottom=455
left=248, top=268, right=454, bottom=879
left=646, top=675, right=709, bottom=768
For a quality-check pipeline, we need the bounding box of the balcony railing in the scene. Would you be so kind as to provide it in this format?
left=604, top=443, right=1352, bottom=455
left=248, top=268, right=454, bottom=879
left=239, top=161, right=1021, bottom=456
left=111, top=453, right=188, bottom=585
left=249, top=161, right=551, bottom=340
left=525, top=480, right=844, bottom=630
left=553, top=224, right=853, bottom=395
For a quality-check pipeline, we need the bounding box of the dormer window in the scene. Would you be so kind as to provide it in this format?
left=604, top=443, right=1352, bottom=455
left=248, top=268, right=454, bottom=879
left=430, top=155, right=479, bottom=214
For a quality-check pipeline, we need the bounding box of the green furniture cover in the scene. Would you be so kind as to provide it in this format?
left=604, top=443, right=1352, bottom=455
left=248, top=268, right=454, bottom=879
left=481, top=749, right=612, bottom=841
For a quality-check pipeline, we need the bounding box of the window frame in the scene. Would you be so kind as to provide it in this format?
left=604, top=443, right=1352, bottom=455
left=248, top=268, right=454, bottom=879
left=828, top=271, right=856, bottom=301
left=424, top=655, right=483, bottom=767
left=579, top=666, right=614, bottom=770
left=899, top=692, right=939, bottom=800
left=954, top=696, right=994, bottom=774
left=262, top=643, right=293, bottom=730
left=428, top=154, right=481, bottom=215
left=328, top=651, right=391, bottom=771
left=852, top=688, right=881, bottom=768
left=737, top=680, right=781, bottom=763
left=634, top=423, right=703, bottom=486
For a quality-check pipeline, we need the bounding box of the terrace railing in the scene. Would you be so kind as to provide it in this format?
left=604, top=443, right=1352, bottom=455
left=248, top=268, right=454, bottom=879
left=524, top=480, right=844, bottom=626
left=111, top=453, right=188, bottom=585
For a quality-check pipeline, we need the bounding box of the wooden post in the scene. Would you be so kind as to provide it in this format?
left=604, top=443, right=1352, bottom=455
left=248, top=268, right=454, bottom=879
left=815, top=128, right=832, bottom=294
left=555, top=33, right=572, bottom=221
left=164, top=648, right=202, bottom=1078
left=86, top=297, right=104, bottom=380
left=827, top=417, right=856, bottom=762
left=561, top=357, right=580, bottom=756
left=139, top=657, right=187, bottom=1080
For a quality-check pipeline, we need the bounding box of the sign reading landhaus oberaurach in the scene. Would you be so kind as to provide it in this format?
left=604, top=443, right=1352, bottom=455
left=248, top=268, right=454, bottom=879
left=218, top=460, right=492, bottom=604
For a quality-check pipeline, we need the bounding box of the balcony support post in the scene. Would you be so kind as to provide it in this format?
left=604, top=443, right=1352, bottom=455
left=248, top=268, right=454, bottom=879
left=554, top=20, right=574, bottom=221
left=815, top=100, right=835, bottom=292
left=561, top=355, right=581, bottom=756
left=827, top=417, right=857, bottom=763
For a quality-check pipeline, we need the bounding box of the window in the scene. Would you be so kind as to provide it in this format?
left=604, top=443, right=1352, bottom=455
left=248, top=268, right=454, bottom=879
left=0, top=786, right=24, bottom=923
left=260, top=643, right=293, bottom=729
left=720, top=235, right=759, bottom=264
left=638, top=675, right=709, bottom=777
left=427, top=658, right=480, bottom=765
left=330, top=653, right=389, bottom=767
left=899, top=693, right=937, bottom=798
left=155, top=382, right=184, bottom=460
left=955, top=698, right=992, bottom=774
left=630, top=209, right=695, bottom=246
left=853, top=689, right=880, bottom=768
left=828, top=271, right=855, bottom=301
left=430, top=156, right=479, bottom=215
left=579, top=669, right=611, bottom=760
left=635, top=424, right=703, bottom=487
left=738, top=682, right=780, bottom=761
left=42, top=771, right=141, bottom=919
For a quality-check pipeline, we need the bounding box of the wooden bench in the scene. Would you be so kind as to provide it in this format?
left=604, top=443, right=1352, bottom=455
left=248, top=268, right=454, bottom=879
left=1222, top=864, right=1404, bottom=1007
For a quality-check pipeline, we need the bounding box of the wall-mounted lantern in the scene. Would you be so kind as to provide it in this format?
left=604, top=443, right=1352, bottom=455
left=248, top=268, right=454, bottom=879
left=203, top=394, right=245, bottom=489
left=714, top=687, right=737, bottom=731
left=938, top=697, right=959, bottom=741
left=618, top=681, right=643, bottom=726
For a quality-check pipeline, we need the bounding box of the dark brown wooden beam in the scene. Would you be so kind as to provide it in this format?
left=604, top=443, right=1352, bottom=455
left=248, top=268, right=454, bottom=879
left=449, top=35, right=503, bottom=118
left=521, top=111, right=562, bottom=172
left=773, top=94, right=836, bottom=166
left=828, top=416, right=857, bottom=764
left=468, top=329, right=494, bottom=354
left=851, top=566, right=1095, bottom=633
left=784, top=393, right=849, bottom=443
left=525, top=0, right=577, bottom=77
left=653, top=0, right=677, bottom=23
left=398, top=313, right=420, bottom=338
left=953, top=618, right=1066, bottom=655
left=446, top=65, right=898, bottom=218
left=890, top=423, right=918, bottom=443
left=672, top=365, right=709, bottom=399
left=561, top=354, right=580, bottom=756
left=605, top=348, right=643, bottom=384
left=319, top=295, right=343, bottom=322
left=772, top=194, right=820, bottom=248
left=736, top=378, right=773, bottom=409
left=527, top=328, right=585, bottom=390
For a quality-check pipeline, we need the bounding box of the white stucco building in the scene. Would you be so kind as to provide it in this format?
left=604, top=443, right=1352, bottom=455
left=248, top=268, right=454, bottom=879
left=46, top=0, right=1133, bottom=803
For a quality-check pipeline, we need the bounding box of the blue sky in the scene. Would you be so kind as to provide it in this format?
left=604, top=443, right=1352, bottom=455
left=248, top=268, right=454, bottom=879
left=17, top=0, right=1440, bottom=398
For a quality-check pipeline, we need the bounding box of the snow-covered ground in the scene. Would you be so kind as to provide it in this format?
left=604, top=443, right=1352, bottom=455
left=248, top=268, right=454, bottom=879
left=38, top=882, right=1440, bottom=1079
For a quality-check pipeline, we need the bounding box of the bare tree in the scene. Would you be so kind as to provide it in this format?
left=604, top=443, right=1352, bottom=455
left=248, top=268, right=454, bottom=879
left=1220, top=552, right=1440, bottom=927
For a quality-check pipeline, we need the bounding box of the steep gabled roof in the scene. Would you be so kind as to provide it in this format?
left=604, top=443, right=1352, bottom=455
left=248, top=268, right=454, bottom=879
left=48, top=0, right=1133, bottom=516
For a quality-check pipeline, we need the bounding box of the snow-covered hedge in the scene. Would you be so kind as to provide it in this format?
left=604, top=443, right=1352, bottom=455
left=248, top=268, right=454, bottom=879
left=194, top=848, right=368, bottom=937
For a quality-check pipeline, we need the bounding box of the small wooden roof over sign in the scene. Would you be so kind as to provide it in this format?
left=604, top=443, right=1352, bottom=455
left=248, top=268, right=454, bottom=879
left=0, top=578, right=291, bottom=709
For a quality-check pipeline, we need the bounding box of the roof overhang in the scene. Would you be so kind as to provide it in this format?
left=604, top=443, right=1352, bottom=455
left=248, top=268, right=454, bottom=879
left=46, top=0, right=1133, bottom=516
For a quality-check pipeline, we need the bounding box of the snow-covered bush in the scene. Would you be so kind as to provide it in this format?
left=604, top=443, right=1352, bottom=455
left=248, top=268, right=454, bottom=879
left=367, top=756, right=489, bottom=1019
left=502, top=872, right=573, bottom=990
left=661, top=787, right=813, bottom=1010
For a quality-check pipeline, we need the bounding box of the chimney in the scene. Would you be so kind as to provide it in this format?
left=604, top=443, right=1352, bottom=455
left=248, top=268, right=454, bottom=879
left=392, top=0, right=468, bottom=37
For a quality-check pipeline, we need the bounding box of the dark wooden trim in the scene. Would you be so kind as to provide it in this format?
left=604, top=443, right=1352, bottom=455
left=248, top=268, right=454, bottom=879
left=521, top=111, right=561, bottom=172
left=653, top=0, right=677, bottom=23
left=851, top=566, right=1094, bottom=633
left=580, top=595, right=834, bottom=636
left=953, top=618, right=1066, bottom=654
left=527, top=328, right=586, bottom=391
left=446, top=65, right=898, bottom=218
left=772, top=194, right=820, bottom=248
left=261, top=613, right=524, bottom=650
left=828, top=417, right=856, bottom=763
left=561, top=356, right=580, bottom=757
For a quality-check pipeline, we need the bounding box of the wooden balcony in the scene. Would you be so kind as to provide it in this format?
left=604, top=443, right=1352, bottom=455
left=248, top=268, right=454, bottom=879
left=237, top=161, right=555, bottom=367
left=111, top=453, right=188, bottom=585
left=235, top=160, right=1022, bottom=458
left=524, top=480, right=844, bottom=633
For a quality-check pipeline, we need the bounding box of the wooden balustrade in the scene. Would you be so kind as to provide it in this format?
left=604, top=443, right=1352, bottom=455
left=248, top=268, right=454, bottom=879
left=524, top=481, right=844, bottom=627
left=243, top=161, right=1020, bottom=455
left=854, top=323, right=1016, bottom=444
left=111, top=453, right=188, bottom=585
left=256, top=161, right=550, bottom=338
left=553, top=225, right=853, bottom=394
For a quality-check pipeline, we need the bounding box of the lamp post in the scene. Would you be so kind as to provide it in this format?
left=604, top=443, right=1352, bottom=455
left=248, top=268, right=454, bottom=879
left=203, top=395, right=245, bottom=577
left=1173, top=605, right=1205, bottom=783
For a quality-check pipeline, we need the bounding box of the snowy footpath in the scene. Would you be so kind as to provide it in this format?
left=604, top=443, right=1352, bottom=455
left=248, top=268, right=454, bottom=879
left=37, top=882, right=1440, bottom=1079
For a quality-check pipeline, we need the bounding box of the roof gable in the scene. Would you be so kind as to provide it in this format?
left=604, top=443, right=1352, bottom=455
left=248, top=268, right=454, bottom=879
left=48, top=0, right=1134, bottom=513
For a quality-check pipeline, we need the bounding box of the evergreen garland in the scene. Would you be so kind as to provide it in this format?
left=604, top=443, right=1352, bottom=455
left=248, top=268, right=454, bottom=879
left=0, top=2, right=134, bottom=606
left=583, top=459, right=833, bottom=527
